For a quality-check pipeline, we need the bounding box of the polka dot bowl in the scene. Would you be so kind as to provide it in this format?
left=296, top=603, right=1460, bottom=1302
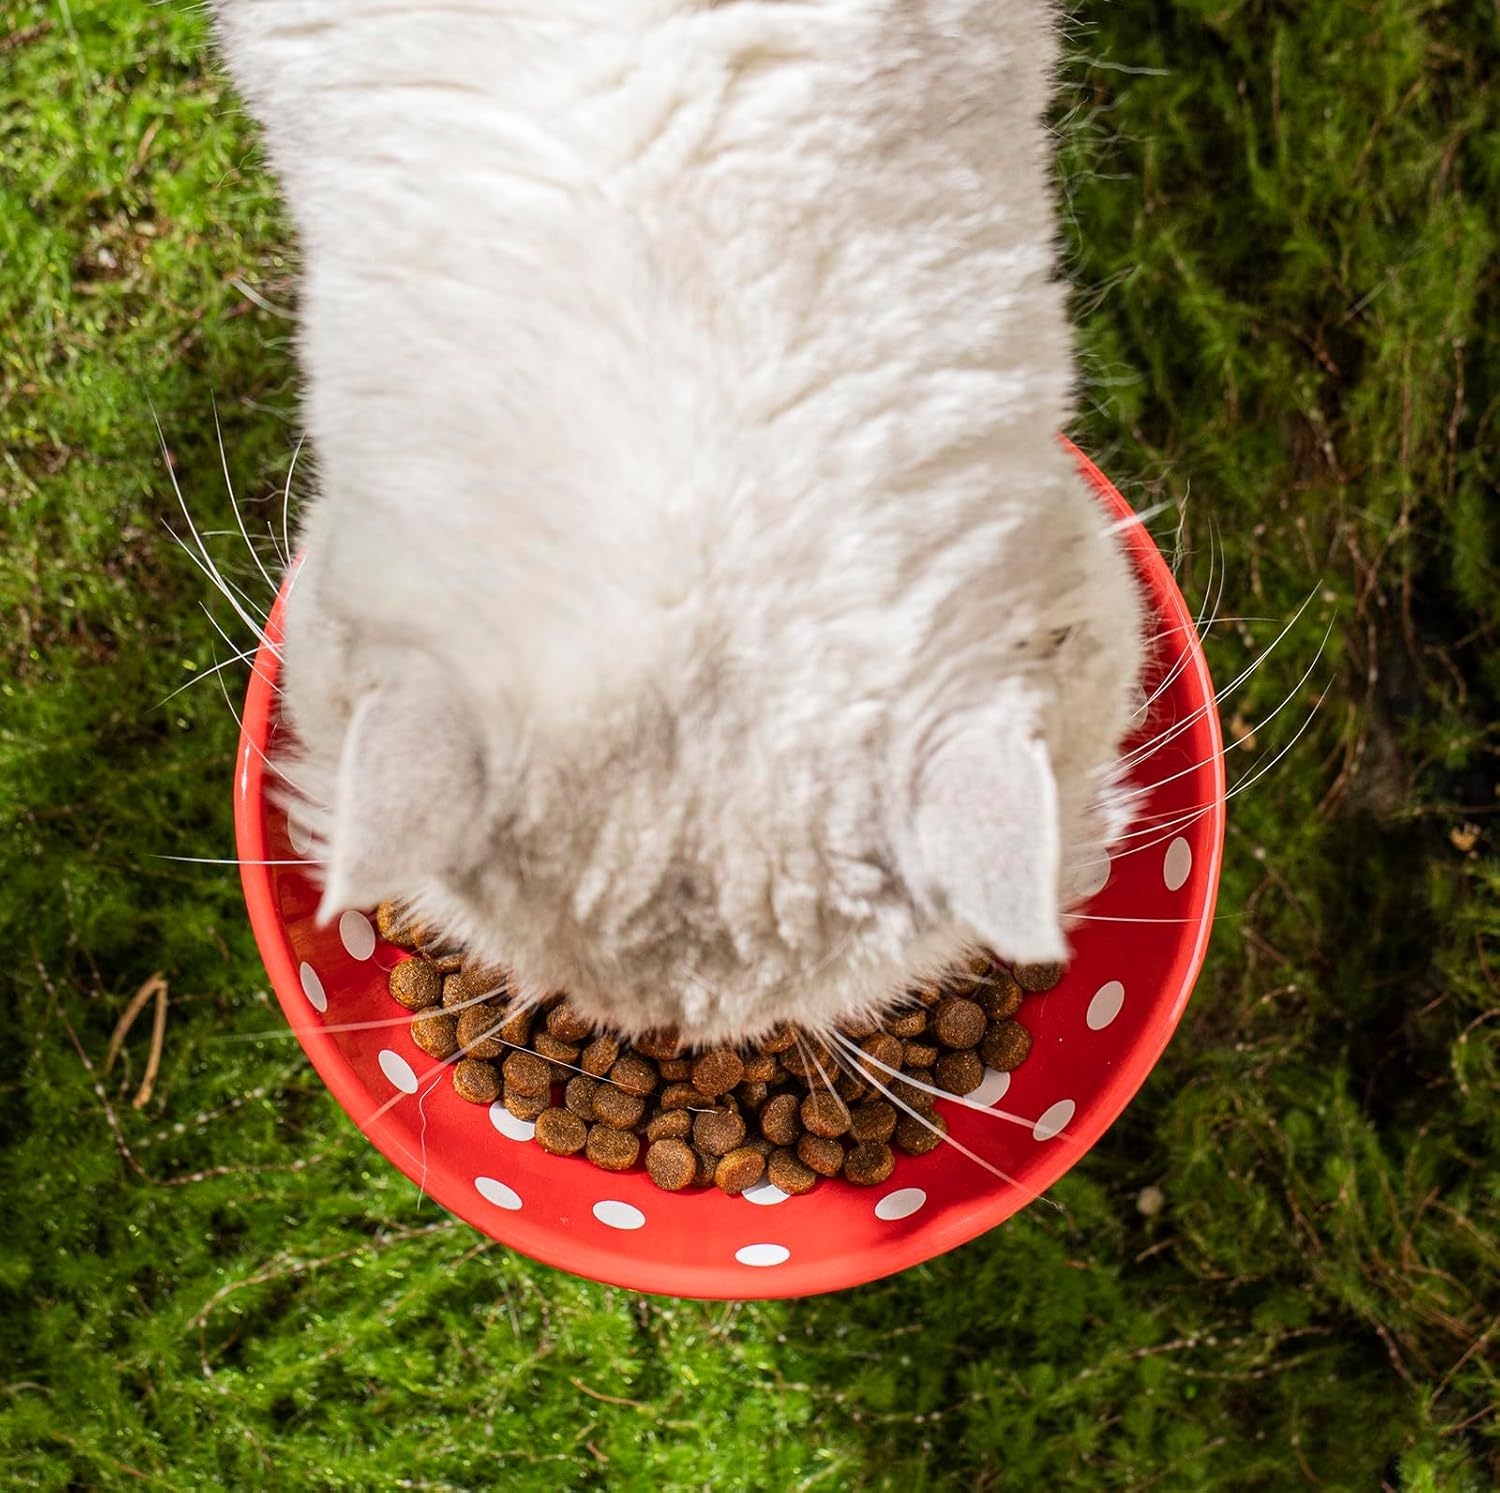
left=235, top=443, right=1224, bottom=1299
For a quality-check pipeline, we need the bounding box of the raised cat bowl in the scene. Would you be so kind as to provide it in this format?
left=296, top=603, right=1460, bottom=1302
left=235, top=442, right=1224, bottom=1299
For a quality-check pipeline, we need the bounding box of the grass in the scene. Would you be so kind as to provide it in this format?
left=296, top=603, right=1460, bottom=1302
left=1, top=0, right=1496, bottom=1486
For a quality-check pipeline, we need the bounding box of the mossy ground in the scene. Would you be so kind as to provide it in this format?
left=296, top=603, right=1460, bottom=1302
left=2, top=1, right=1496, bottom=1487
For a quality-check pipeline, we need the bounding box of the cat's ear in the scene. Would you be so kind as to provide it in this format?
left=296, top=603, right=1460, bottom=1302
left=909, top=710, right=1067, bottom=964
left=315, top=678, right=487, bottom=924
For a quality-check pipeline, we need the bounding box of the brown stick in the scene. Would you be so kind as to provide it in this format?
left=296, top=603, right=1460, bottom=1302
left=132, top=979, right=169, bottom=1110
left=104, top=972, right=165, bottom=1075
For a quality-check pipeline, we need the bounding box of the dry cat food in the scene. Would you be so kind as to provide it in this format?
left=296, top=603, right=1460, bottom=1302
left=377, top=904, right=1058, bottom=1196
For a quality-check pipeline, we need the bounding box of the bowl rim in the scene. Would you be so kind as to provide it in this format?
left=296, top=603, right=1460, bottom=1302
left=234, top=439, right=1225, bottom=1299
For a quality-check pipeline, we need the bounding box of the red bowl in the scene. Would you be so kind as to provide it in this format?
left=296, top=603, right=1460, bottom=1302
left=235, top=442, right=1224, bottom=1299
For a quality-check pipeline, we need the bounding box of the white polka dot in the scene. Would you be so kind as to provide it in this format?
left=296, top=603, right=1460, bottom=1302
left=741, top=1182, right=790, bottom=1206
left=1086, top=980, right=1126, bottom=1031
left=489, top=1100, right=536, bottom=1142
left=474, top=1176, right=522, bottom=1210
left=735, top=1243, right=790, bottom=1267
left=874, top=1188, right=927, bottom=1221
left=593, top=1200, right=645, bottom=1231
left=1032, top=1098, right=1076, bottom=1142
left=1074, top=854, right=1111, bottom=898
left=1163, top=837, right=1192, bottom=892
left=969, top=1068, right=1012, bottom=1106
left=298, top=961, right=327, bottom=1014
left=338, top=909, right=376, bottom=960
left=377, top=1048, right=418, bottom=1094
left=287, top=813, right=314, bottom=857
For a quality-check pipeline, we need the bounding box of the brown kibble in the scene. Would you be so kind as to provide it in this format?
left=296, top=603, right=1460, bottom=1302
left=980, top=1019, right=1033, bottom=1071
left=796, top=1133, right=846, bottom=1177
left=714, top=1146, right=766, bottom=1196
left=801, top=1091, right=851, bottom=1138
left=645, top=1138, right=697, bottom=1191
left=738, top=1080, right=770, bottom=1112
left=691, top=1048, right=745, bottom=1097
left=932, top=996, right=986, bottom=1048
left=658, top=1057, right=692, bottom=1080
left=902, top=1041, right=939, bottom=1069
left=691, top=1145, right=718, bottom=1186
left=884, top=1007, right=927, bottom=1038
left=744, top=1135, right=773, bottom=1158
left=632, top=1029, right=682, bottom=1061
left=692, top=1105, right=746, bottom=1157
left=975, top=969, right=1025, bottom=1020
left=741, top=1052, right=780, bottom=1083
left=780, top=1039, right=833, bottom=1079
left=452, top=1058, right=500, bottom=1104
left=456, top=1004, right=506, bottom=1060
left=592, top=1084, right=646, bottom=1130
left=934, top=1048, right=984, bottom=1095
left=429, top=950, right=465, bottom=975
left=533, top=1032, right=580, bottom=1081
left=835, top=1070, right=869, bottom=1103
left=659, top=1082, right=701, bottom=1110
left=496, top=1004, right=535, bottom=1046
left=893, top=1107, right=946, bottom=1155
left=410, top=1009, right=459, bottom=1060
left=760, top=1092, right=802, bottom=1146
left=388, top=958, right=442, bottom=1010
left=849, top=1099, right=897, bottom=1143
left=564, top=1074, right=598, bottom=1120
left=580, top=1034, right=620, bottom=1076
left=836, top=1013, right=879, bottom=1040
left=444, top=965, right=507, bottom=1008
left=505, top=1086, right=549, bottom=1122
left=375, top=901, right=418, bottom=947
left=757, top=1025, right=796, bottom=1054
left=843, top=1141, right=895, bottom=1186
left=1015, top=961, right=1065, bottom=993
left=502, top=1049, right=552, bottom=1096
left=912, top=982, right=943, bottom=1008
left=609, top=1054, right=659, bottom=1097
left=546, top=1000, right=595, bottom=1043
left=857, top=1033, right=903, bottom=1078
left=891, top=1075, right=936, bottom=1110
left=645, top=1109, right=692, bottom=1143
left=767, top=1147, right=819, bottom=1195
left=535, top=1107, right=587, bottom=1156
left=586, top=1125, right=640, bottom=1172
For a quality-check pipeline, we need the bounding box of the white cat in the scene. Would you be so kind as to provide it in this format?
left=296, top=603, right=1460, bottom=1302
left=213, top=0, right=1145, bottom=1045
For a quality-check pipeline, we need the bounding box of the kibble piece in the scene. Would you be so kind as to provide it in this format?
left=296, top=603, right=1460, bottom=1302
left=767, top=1147, right=818, bottom=1196
left=835, top=1070, right=869, bottom=1103
left=586, top=1125, right=640, bottom=1172
left=564, top=1074, right=598, bottom=1120
left=980, top=1019, right=1033, bottom=1072
left=456, top=1005, right=506, bottom=1060
left=691, top=1145, right=719, bottom=1186
left=715, top=1146, right=767, bottom=1196
left=884, top=1008, right=928, bottom=1038
left=645, top=1138, right=697, bottom=1191
left=857, top=1034, right=903, bottom=1079
left=741, top=1052, right=780, bottom=1083
left=836, top=1013, right=879, bottom=1040
left=445, top=965, right=507, bottom=1008
left=645, top=1109, right=692, bottom=1143
left=893, top=1107, right=946, bottom=1156
left=609, top=1054, right=659, bottom=1098
left=693, top=1105, right=746, bottom=1157
left=452, top=1058, right=500, bottom=1104
left=592, top=1084, right=646, bottom=1130
left=902, top=1041, right=939, bottom=1069
left=535, top=1107, right=588, bottom=1156
left=546, top=1000, right=595, bottom=1043
left=891, top=1075, right=936, bottom=1111
left=975, top=970, right=1025, bottom=1020
left=744, top=1135, right=773, bottom=1158
left=849, top=1099, right=897, bottom=1144
left=781, top=1039, right=833, bottom=1080
left=691, top=1048, right=745, bottom=1097
left=757, top=1025, right=796, bottom=1055
left=760, top=1092, right=802, bottom=1146
left=659, top=1082, right=701, bottom=1111
left=429, top=950, right=465, bottom=975
left=580, top=1034, right=620, bottom=1076
left=1015, top=962, right=1064, bottom=993
left=388, top=958, right=442, bottom=1011
left=797, top=1133, right=846, bottom=1177
left=375, top=901, right=419, bottom=947
left=932, top=996, right=986, bottom=1048
left=496, top=1004, right=535, bottom=1046
left=934, top=1048, right=984, bottom=1095
left=658, top=1057, right=692, bottom=1081
left=633, top=1029, right=682, bottom=1061
left=533, top=1031, right=580, bottom=1082
left=801, top=1091, right=852, bottom=1138
left=843, top=1141, right=896, bottom=1187
left=738, top=1080, right=770, bottom=1113
left=505, top=1086, right=550, bottom=1122
left=502, top=1049, right=552, bottom=1097
left=410, top=1009, right=459, bottom=1060
left=912, top=982, right=944, bottom=1008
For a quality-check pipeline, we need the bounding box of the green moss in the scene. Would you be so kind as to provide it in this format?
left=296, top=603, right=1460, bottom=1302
left=2, top=0, right=1496, bottom=1486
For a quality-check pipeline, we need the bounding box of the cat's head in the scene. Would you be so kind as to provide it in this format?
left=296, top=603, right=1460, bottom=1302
left=274, top=485, right=1144, bottom=1047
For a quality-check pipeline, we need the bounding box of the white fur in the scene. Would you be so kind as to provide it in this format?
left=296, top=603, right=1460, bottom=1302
left=214, top=0, right=1145, bottom=1044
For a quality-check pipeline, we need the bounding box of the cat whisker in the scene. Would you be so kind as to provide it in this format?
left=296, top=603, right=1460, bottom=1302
left=281, top=433, right=306, bottom=574
left=220, top=986, right=509, bottom=1041
left=160, top=516, right=280, bottom=662
left=151, top=854, right=316, bottom=866
left=154, top=641, right=269, bottom=709
left=213, top=394, right=280, bottom=601
left=1132, top=519, right=1223, bottom=723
